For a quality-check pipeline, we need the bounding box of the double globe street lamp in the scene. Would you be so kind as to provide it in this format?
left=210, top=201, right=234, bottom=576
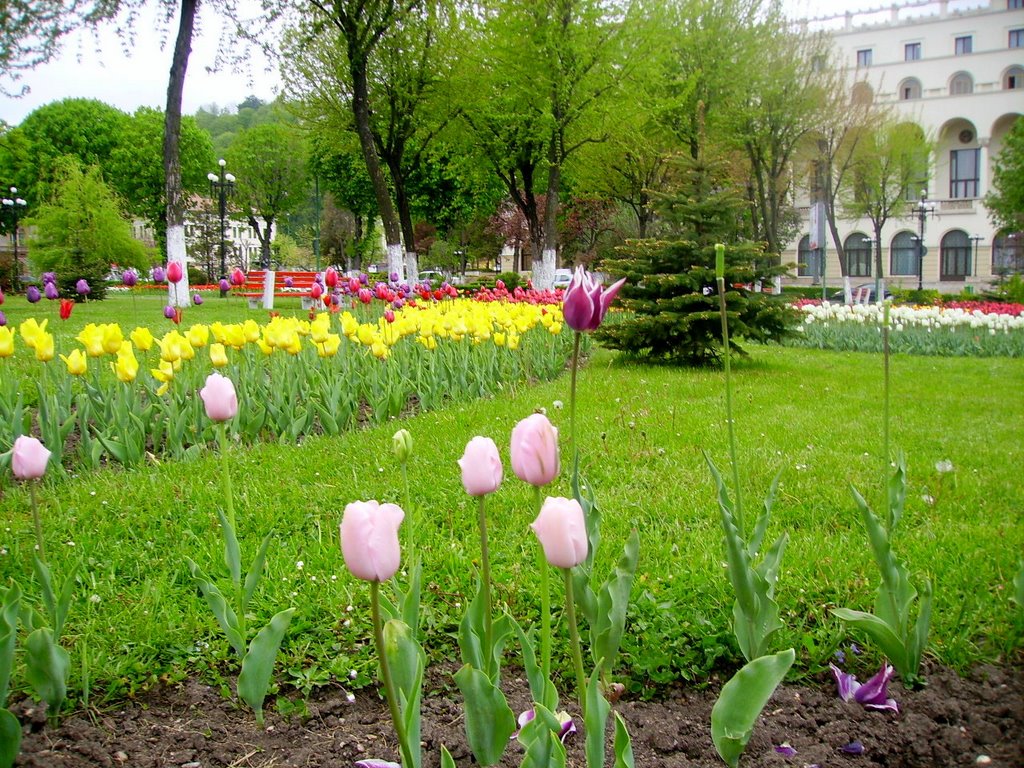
left=913, top=190, right=937, bottom=292
left=2, top=187, right=28, bottom=292
left=207, top=159, right=235, bottom=296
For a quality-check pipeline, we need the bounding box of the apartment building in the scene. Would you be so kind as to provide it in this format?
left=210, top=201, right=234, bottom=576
left=787, top=0, right=1023, bottom=292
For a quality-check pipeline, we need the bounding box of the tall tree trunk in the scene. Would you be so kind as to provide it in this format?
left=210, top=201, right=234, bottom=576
left=537, top=148, right=559, bottom=289
left=164, top=0, right=197, bottom=308
left=248, top=214, right=275, bottom=269
left=390, top=162, right=418, bottom=281
left=351, top=66, right=404, bottom=280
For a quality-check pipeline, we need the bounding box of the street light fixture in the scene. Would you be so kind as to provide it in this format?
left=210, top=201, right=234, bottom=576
left=968, top=234, right=982, bottom=278
left=2, top=187, right=28, bottom=292
left=913, top=190, right=937, bottom=291
left=207, top=159, right=235, bottom=297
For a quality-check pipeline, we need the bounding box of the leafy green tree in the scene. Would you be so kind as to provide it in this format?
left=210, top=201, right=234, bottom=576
left=310, top=133, right=379, bottom=271
left=986, top=117, right=1024, bottom=234
left=26, top=158, right=150, bottom=299
left=226, top=123, right=309, bottom=269
left=596, top=146, right=793, bottom=365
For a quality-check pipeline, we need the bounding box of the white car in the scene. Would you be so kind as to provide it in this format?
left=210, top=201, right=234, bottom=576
left=552, top=268, right=573, bottom=289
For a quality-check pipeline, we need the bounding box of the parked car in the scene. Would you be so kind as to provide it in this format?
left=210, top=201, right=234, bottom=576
left=552, top=268, right=573, bottom=289
left=828, top=284, right=893, bottom=304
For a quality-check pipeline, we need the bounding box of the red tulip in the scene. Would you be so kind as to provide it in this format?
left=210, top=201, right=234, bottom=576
left=59, top=298, right=74, bottom=320
left=325, top=267, right=338, bottom=288
left=311, top=282, right=323, bottom=300
left=166, top=261, right=183, bottom=283
left=231, top=268, right=246, bottom=287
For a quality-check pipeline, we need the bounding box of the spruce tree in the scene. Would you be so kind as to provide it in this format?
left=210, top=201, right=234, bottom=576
left=596, top=142, right=794, bottom=365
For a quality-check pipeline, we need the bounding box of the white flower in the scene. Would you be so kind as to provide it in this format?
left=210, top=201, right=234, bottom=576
left=350, top=669, right=358, bottom=679
left=935, top=459, right=954, bottom=474
left=296, top=560, right=304, bottom=570
left=552, top=400, right=563, bottom=410
left=921, top=494, right=935, bottom=506
left=346, top=693, right=356, bottom=703
left=89, top=594, right=101, bottom=604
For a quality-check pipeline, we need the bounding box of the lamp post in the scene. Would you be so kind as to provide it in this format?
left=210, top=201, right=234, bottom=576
left=207, top=159, right=235, bottom=297
left=968, top=234, right=982, bottom=278
left=913, top=190, right=936, bottom=292
left=2, top=188, right=27, bottom=292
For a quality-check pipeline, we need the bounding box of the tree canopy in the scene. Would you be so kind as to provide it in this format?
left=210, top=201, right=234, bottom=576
left=986, top=117, right=1024, bottom=235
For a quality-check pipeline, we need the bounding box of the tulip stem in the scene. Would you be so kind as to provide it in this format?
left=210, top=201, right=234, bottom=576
left=882, top=302, right=891, bottom=480
left=371, top=581, right=416, bottom=768
left=29, top=482, right=46, bottom=561
left=217, top=423, right=236, bottom=532
left=570, top=330, right=581, bottom=452
left=535, top=486, right=551, bottom=682
left=716, top=276, right=744, bottom=538
left=477, top=495, right=494, bottom=675
left=401, top=462, right=413, bottom=567
left=564, top=568, right=587, bottom=719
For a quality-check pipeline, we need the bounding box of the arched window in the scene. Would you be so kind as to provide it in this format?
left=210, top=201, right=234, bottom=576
left=940, top=230, right=971, bottom=280
left=992, top=232, right=1023, bottom=275
left=1005, top=66, right=1024, bottom=90
left=950, top=72, right=973, bottom=95
left=844, top=233, right=872, bottom=277
left=797, top=234, right=822, bottom=278
left=852, top=82, right=874, bottom=106
left=890, top=231, right=919, bottom=275
left=899, top=78, right=922, bottom=100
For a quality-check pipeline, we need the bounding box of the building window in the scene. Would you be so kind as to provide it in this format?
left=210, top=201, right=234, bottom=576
left=890, top=231, right=919, bottom=275
left=899, top=78, right=922, bottom=100
left=1012, top=0, right=1024, bottom=10
left=950, top=148, right=979, bottom=198
left=856, top=49, right=872, bottom=67
left=1007, top=66, right=1024, bottom=89
left=950, top=72, right=973, bottom=95
left=1010, top=29, right=1024, bottom=48
left=955, top=36, right=973, bottom=55
left=905, top=42, right=921, bottom=61
left=797, top=235, right=822, bottom=278
left=940, top=230, right=971, bottom=280
left=844, top=234, right=873, bottom=277
left=992, top=232, right=1023, bottom=275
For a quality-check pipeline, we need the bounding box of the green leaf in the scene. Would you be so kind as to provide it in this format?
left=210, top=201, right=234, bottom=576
left=613, top=712, right=635, bottom=768
left=185, top=558, right=245, bottom=657
left=31, top=556, right=57, bottom=633
left=243, top=530, right=274, bottom=612
left=1013, top=560, right=1024, bottom=611
left=831, top=608, right=910, bottom=675
left=592, top=529, right=639, bottom=676
left=851, top=487, right=916, bottom=634
left=238, top=607, right=296, bottom=726
left=909, top=577, right=933, bottom=684
left=887, top=452, right=907, bottom=533
left=453, top=664, right=515, bottom=766
left=398, top=562, right=423, bottom=640
left=24, top=627, right=70, bottom=721
left=384, top=617, right=425, bottom=767
left=510, top=617, right=558, bottom=712
left=54, top=562, right=78, bottom=641
left=0, top=708, right=21, bottom=768
left=711, top=648, right=795, bottom=768
left=440, top=745, right=456, bottom=768
left=216, top=509, right=242, bottom=588
left=585, top=667, right=610, bottom=768
left=748, top=468, right=782, bottom=558
left=0, top=583, right=21, bottom=708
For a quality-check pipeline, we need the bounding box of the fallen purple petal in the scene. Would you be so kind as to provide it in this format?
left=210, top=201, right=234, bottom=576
left=774, top=743, right=797, bottom=757
left=830, top=663, right=859, bottom=702
left=840, top=740, right=865, bottom=755
left=850, top=643, right=862, bottom=655
left=355, top=760, right=401, bottom=768
left=853, top=664, right=899, bottom=713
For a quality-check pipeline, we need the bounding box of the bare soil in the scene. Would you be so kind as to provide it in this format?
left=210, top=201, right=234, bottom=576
left=12, top=661, right=1023, bottom=768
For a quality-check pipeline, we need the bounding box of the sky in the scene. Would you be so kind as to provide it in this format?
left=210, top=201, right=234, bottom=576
left=0, top=0, right=975, bottom=126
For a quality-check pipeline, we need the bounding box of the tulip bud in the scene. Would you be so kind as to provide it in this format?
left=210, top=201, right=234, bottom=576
left=563, top=266, right=626, bottom=333
left=311, top=282, right=323, bottom=300
left=219, top=278, right=231, bottom=293
left=193, top=293, right=203, bottom=305
left=27, top=286, right=41, bottom=303
left=152, top=266, right=166, bottom=283
left=510, top=413, right=559, bottom=487
left=42, top=272, right=56, bottom=285
left=11, top=435, right=51, bottom=480
left=199, top=372, right=238, bottom=422
left=0, top=310, right=7, bottom=328
left=122, top=269, right=138, bottom=287
left=325, top=267, right=338, bottom=288
left=231, top=268, right=246, bottom=287
left=76, top=279, right=91, bottom=295
left=163, top=305, right=177, bottom=320
left=459, top=436, right=503, bottom=496
left=166, top=261, right=183, bottom=283
left=715, top=243, right=725, bottom=280
left=531, top=496, right=588, bottom=568
left=392, top=429, right=413, bottom=465
left=44, top=282, right=59, bottom=300
left=340, top=500, right=404, bottom=582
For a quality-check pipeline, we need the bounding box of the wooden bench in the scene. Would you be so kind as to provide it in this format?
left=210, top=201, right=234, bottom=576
left=233, top=270, right=323, bottom=310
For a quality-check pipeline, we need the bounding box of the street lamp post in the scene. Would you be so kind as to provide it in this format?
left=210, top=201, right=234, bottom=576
left=968, top=234, right=982, bottom=278
left=2, top=187, right=27, bottom=292
left=207, top=159, right=235, bottom=297
left=913, top=190, right=937, bottom=292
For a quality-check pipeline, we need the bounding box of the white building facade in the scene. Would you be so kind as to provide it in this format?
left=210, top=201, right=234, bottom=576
left=786, top=0, right=1024, bottom=293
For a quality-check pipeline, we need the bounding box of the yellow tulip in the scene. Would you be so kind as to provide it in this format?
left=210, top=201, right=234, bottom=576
left=242, top=319, right=261, bottom=343
left=20, top=318, right=49, bottom=350
left=151, top=359, right=174, bottom=383
left=209, top=343, right=229, bottom=368
left=35, top=332, right=55, bottom=362
left=318, top=333, right=341, bottom=357
left=60, top=348, right=88, bottom=375
left=157, top=331, right=184, bottom=363
left=256, top=337, right=275, bottom=355
left=357, top=324, right=376, bottom=346
left=340, top=312, right=359, bottom=338
left=224, top=324, right=247, bottom=349
left=113, top=350, right=139, bottom=382
left=283, top=332, right=303, bottom=355
left=371, top=340, right=390, bottom=359
left=493, top=332, right=506, bottom=347
left=0, top=327, right=14, bottom=357
left=102, top=324, right=124, bottom=355
left=187, top=324, right=210, bottom=348
left=130, top=326, right=154, bottom=352
left=210, top=322, right=228, bottom=344
left=547, top=322, right=562, bottom=335
left=178, top=338, right=196, bottom=361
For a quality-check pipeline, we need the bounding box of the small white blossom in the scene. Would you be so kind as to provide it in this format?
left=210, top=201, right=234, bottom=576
left=296, top=560, right=304, bottom=570
left=350, top=669, right=358, bottom=679
left=921, top=494, right=935, bottom=506
left=552, top=400, right=563, bottom=410
left=346, top=693, right=356, bottom=703
left=89, top=594, right=101, bottom=604
left=935, top=459, right=954, bottom=474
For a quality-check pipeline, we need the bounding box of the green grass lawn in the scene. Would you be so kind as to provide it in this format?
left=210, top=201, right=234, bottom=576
left=0, top=290, right=1022, bottom=706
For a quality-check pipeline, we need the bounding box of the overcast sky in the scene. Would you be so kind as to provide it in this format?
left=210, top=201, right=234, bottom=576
left=0, top=0, right=983, bottom=126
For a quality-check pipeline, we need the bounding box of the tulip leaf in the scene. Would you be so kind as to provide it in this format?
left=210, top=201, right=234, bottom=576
left=397, top=562, right=422, bottom=640
left=613, top=713, right=635, bottom=768
left=242, top=530, right=274, bottom=612
left=887, top=451, right=907, bottom=533
left=93, top=429, right=128, bottom=464
left=0, top=708, right=21, bottom=768
left=454, top=664, right=516, bottom=766
left=591, top=529, right=639, bottom=677
left=0, top=582, right=21, bottom=708
left=31, top=556, right=57, bottom=634
left=585, top=666, right=610, bottom=768
left=440, top=745, right=456, bottom=768
left=510, top=617, right=558, bottom=712
left=518, top=704, right=567, bottom=768
left=238, top=607, right=296, bottom=726
left=216, top=509, right=242, bottom=588
left=384, top=618, right=424, bottom=767
left=24, top=627, right=70, bottom=723
left=185, top=557, right=245, bottom=657
left=748, top=468, right=782, bottom=559
left=830, top=608, right=909, bottom=674
left=711, top=648, right=795, bottom=768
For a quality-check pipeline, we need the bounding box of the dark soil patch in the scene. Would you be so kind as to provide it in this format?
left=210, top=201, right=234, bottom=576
left=12, top=662, right=1023, bottom=767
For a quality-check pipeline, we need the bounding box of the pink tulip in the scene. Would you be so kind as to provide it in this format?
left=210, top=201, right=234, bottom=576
left=311, top=282, right=323, bottom=300
left=11, top=435, right=51, bottom=480
left=199, top=372, right=238, bottom=422
left=531, top=496, right=588, bottom=568
left=166, top=261, right=184, bottom=283
left=340, top=500, right=404, bottom=582
left=562, top=266, right=626, bottom=332
left=459, top=437, right=503, bottom=496
left=325, top=267, right=339, bottom=288
left=510, top=413, right=559, bottom=486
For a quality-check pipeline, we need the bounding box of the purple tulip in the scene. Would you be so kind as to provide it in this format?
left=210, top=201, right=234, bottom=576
left=514, top=709, right=576, bottom=743
left=219, top=278, right=231, bottom=292
left=44, top=282, right=59, bottom=300
left=774, top=744, right=797, bottom=758
left=27, top=285, right=41, bottom=303
left=562, top=265, right=626, bottom=332
left=152, top=266, right=166, bottom=283
left=359, top=273, right=369, bottom=285
left=193, top=293, right=203, bottom=305
left=0, top=310, right=6, bottom=326
left=390, top=271, right=399, bottom=282
left=164, top=305, right=177, bottom=319
left=122, top=269, right=138, bottom=287
left=840, top=741, right=865, bottom=755
left=76, top=279, right=91, bottom=295
left=284, top=276, right=294, bottom=288
left=830, top=663, right=898, bottom=713
left=42, top=272, right=56, bottom=285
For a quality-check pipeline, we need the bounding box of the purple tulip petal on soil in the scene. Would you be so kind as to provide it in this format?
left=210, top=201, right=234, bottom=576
left=355, top=760, right=401, bottom=768
left=840, top=740, right=865, bottom=755
left=774, top=743, right=797, bottom=757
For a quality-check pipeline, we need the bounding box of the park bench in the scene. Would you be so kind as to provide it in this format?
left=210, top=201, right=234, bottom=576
left=233, top=270, right=322, bottom=310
